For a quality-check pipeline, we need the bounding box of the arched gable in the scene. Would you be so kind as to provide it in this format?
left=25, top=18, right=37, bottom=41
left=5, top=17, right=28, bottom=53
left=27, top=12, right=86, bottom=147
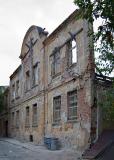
left=20, top=25, right=48, bottom=59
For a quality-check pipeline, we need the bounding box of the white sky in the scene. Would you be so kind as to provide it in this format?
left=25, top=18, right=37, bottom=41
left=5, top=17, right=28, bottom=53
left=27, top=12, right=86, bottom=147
left=0, top=0, right=76, bottom=85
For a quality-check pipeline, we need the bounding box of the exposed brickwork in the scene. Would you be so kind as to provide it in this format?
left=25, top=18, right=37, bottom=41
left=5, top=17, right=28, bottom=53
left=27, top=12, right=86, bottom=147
left=0, top=10, right=97, bottom=155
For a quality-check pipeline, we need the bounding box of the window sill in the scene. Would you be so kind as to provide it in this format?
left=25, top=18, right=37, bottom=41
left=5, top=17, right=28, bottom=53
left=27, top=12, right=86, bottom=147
left=67, top=63, right=77, bottom=69
left=16, top=126, right=19, bottom=129
left=11, top=99, right=15, bottom=102
left=25, top=89, right=30, bottom=93
left=32, top=124, right=38, bottom=127
left=15, top=96, right=20, bottom=100
left=32, top=84, right=38, bottom=89
left=67, top=119, right=78, bottom=123
left=51, top=72, right=61, bottom=79
left=25, top=124, right=30, bottom=128
left=52, top=122, right=61, bottom=127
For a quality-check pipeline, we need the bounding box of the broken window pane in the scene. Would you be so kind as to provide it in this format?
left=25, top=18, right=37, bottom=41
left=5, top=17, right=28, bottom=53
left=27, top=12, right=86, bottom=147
left=67, top=39, right=77, bottom=66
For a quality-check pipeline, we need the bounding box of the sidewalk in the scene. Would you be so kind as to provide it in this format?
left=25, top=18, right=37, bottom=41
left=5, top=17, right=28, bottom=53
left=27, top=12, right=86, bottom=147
left=0, top=137, right=46, bottom=152
left=0, top=137, right=81, bottom=160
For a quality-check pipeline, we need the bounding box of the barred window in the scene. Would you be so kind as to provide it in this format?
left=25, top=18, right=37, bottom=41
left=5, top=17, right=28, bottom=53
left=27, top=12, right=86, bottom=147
left=67, top=39, right=77, bottom=66
left=32, top=103, right=38, bottom=126
left=53, top=96, right=61, bottom=123
left=51, top=51, right=60, bottom=76
left=67, top=90, right=77, bottom=121
left=25, top=106, right=30, bottom=127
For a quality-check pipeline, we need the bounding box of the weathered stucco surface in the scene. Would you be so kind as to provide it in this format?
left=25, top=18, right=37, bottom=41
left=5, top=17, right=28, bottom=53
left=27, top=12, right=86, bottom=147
left=0, top=10, right=96, bottom=154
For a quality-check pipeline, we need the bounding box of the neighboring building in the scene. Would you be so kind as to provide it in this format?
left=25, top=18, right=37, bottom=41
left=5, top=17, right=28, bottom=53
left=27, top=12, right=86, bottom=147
left=0, top=10, right=113, bottom=157
left=0, top=87, right=10, bottom=137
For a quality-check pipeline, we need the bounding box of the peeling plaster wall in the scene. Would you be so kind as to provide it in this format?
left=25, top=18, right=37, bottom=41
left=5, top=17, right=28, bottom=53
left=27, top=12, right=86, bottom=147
left=7, top=11, right=95, bottom=153
left=44, top=17, right=94, bottom=152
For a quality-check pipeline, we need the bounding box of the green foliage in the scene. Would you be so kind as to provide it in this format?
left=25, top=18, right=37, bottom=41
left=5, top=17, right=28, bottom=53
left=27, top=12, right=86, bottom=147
left=101, top=87, right=114, bottom=121
left=74, top=0, right=114, bottom=121
left=74, top=0, right=114, bottom=76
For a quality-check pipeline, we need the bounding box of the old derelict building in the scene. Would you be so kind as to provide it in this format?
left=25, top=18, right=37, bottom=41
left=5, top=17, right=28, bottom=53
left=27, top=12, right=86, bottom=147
left=7, top=10, right=110, bottom=154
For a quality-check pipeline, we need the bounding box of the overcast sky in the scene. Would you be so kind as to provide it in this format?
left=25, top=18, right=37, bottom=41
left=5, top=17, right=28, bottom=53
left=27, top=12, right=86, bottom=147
left=0, top=0, right=76, bottom=85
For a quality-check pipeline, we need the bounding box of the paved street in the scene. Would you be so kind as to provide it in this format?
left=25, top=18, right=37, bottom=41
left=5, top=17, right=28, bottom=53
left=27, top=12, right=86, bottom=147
left=0, top=138, right=80, bottom=160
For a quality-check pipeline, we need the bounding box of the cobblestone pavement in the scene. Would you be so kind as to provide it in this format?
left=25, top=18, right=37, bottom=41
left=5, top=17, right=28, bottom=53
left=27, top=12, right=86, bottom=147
left=0, top=138, right=80, bottom=160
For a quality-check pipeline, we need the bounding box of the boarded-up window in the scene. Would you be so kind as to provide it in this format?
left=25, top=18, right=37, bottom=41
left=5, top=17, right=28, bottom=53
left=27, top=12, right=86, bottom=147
left=25, top=106, right=29, bottom=126
left=67, top=39, right=77, bottom=66
left=51, top=51, right=60, bottom=76
left=53, top=96, right=61, bottom=123
left=67, top=90, right=77, bottom=121
left=32, top=103, right=38, bottom=126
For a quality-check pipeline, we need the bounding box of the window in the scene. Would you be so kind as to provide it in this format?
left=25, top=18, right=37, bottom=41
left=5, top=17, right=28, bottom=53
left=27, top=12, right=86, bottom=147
left=16, top=80, right=19, bottom=98
left=67, top=39, right=77, bottom=66
left=53, top=96, right=61, bottom=123
left=16, top=110, right=19, bottom=128
left=67, top=90, right=77, bottom=121
left=51, top=51, right=60, bottom=76
left=25, top=70, right=30, bottom=91
left=11, top=112, right=15, bottom=128
left=25, top=106, right=30, bottom=126
left=12, top=84, right=15, bottom=100
left=32, top=103, right=38, bottom=126
left=33, top=63, right=38, bottom=86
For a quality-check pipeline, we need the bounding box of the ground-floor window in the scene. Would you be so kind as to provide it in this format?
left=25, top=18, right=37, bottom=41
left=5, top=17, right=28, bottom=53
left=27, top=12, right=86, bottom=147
left=53, top=96, right=61, bottom=124
left=67, top=90, right=77, bottom=121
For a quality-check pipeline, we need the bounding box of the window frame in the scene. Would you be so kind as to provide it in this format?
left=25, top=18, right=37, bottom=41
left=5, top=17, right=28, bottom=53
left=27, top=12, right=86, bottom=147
left=53, top=95, right=61, bottom=124
left=67, top=90, right=77, bottom=121
left=33, top=63, right=39, bottom=87
left=25, top=106, right=30, bottom=127
left=50, top=49, right=61, bottom=77
left=66, top=39, right=77, bottom=67
left=32, top=103, right=38, bottom=127
left=25, top=70, right=30, bottom=91
left=16, top=110, right=20, bottom=128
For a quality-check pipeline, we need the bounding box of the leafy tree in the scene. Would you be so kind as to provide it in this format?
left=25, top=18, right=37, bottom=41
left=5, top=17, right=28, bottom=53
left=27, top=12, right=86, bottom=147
left=74, top=0, right=114, bottom=76
left=74, top=0, right=114, bottom=121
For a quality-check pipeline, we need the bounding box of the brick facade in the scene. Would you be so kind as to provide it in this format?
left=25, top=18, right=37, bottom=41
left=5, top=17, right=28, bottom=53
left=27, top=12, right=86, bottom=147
left=0, top=10, right=99, bottom=154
